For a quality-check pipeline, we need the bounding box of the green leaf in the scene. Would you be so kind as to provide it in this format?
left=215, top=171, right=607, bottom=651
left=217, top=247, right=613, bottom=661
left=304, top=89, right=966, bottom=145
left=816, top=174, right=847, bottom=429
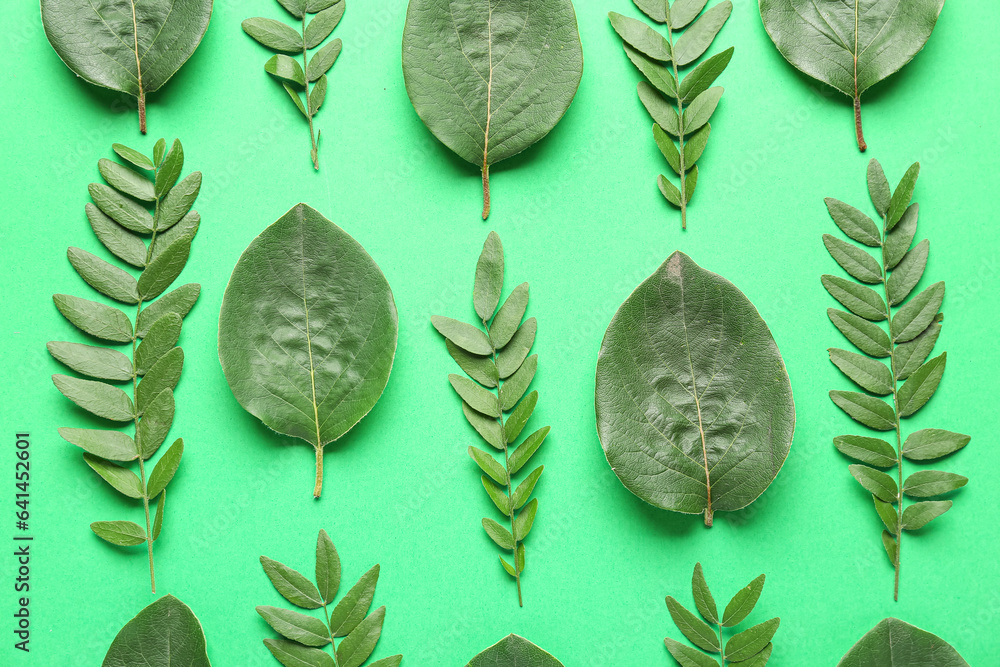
left=609, top=12, right=672, bottom=61
left=887, top=163, right=920, bottom=231
left=903, top=470, right=968, bottom=498
left=52, top=374, right=134, bottom=422
left=152, top=489, right=165, bottom=540
left=136, top=283, right=200, bottom=339
left=305, top=2, right=345, bottom=49
left=509, top=426, right=549, bottom=476
left=445, top=341, right=498, bottom=388
left=722, top=574, right=765, bottom=627
left=451, top=374, right=500, bottom=418
left=54, top=294, right=133, bottom=343
left=672, top=1, right=732, bottom=66
left=84, top=454, right=143, bottom=499
left=665, top=596, right=720, bottom=652
left=881, top=531, right=897, bottom=566
left=102, top=595, right=211, bottom=666
left=309, top=75, right=327, bottom=115
left=243, top=17, right=303, bottom=52
left=432, top=316, right=493, bottom=355
left=654, top=124, right=681, bottom=174
left=513, top=499, right=538, bottom=541
left=467, top=635, right=564, bottom=667
left=822, top=235, right=882, bottom=284
left=596, top=252, right=793, bottom=523
left=887, top=238, right=930, bottom=306
left=138, top=236, right=191, bottom=301
left=874, top=496, right=899, bottom=535
left=137, top=389, right=175, bottom=459
left=47, top=341, right=132, bottom=382
left=260, top=555, right=324, bottom=609
left=155, top=140, right=185, bottom=198
left=112, top=144, right=154, bottom=171
left=308, top=0, right=343, bottom=13
left=156, top=172, right=202, bottom=232
left=469, top=446, right=507, bottom=486
left=463, top=402, right=505, bottom=450
left=640, top=83, right=680, bottom=135
left=278, top=0, right=308, bottom=18
left=896, top=352, right=946, bottom=417
left=91, top=520, right=146, bottom=547
left=497, top=318, right=536, bottom=378
left=308, top=39, right=342, bottom=81
left=266, top=54, right=307, bottom=87
left=482, top=476, right=511, bottom=516
left=691, top=563, right=718, bottom=624
left=684, top=167, right=698, bottom=204
left=821, top=275, right=886, bottom=321
left=625, top=45, right=677, bottom=98
left=59, top=427, right=138, bottom=462
left=670, top=0, right=710, bottom=29
left=153, top=139, right=167, bottom=166
left=67, top=246, right=140, bottom=303
left=87, top=204, right=148, bottom=268
left=824, top=198, right=881, bottom=247
left=833, top=435, right=897, bottom=467
left=256, top=606, right=330, bottom=647
left=284, top=83, right=309, bottom=118
left=867, top=160, right=891, bottom=217
left=760, top=1, right=944, bottom=149
left=683, top=124, right=712, bottom=168
left=512, top=466, right=543, bottom=510
left=725, top=617, right=779, bottom=662
left=41, top=2, right=212, bottom=132
left=837, top=617, right=968, bottom=666
left=264, top=638, right=336, bottom=667
left=136, top=348, right=183, bottom=414
left=893, top=321, right=940, bottom=380
left=99, top=158, right=155, bottom=202
left=491, top=283, right=530, bottom=349
left=482, top=518, right=514, bottom=550
left=632, top=0, right=667, bottom=23
left=328, top=565, right=379, bottom=637
left=316, top=529, right=341, bottom=604
left=336, top=606, right=386, bottom=667
left=403, top=0, right=582, bottom=217
left=499, top=355, right=537, bottom=411
left=848, top=464, right=898, bottom=503
left=828, top=348, right=892, bottom=395
left=219, top=205, right=398, bottom=497
left=134, top=313, right=182, bottom=375
left=901, top=501, right=953, bottom=531
left=369, top=657, right=403, bottom=667
left=151, top=211, right=200, bottom=263
left=827, top=308, right=890, bottom=358
left=902, top=429, right=970, bottom=461
left=146, top=439, right=183, bottom=498
left=679, top=47, right=733, bottom=102
left=664, top=637, right=718, bottom=667
left=883, top=204, right=918, bottom=270
left=474, top=231, right=504, bottom=322
left=504, top=391, right=537, bottom=443
left=682, top=87, right=723, bottom=134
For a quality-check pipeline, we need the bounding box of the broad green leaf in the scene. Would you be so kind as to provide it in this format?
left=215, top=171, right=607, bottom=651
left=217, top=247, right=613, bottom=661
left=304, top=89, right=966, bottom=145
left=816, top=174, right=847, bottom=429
left=640, top=83, right=680, bottom=135
left=266, top=54, right=307, bottom=87
left=827, top=308, right=890, bottom=358
left=474, top=232, right=504, bottom=322
left=821, top=275, right=886, bottom=321
left=54, top=294, right=133, bottom=343
left=504, top=391, right=538, bottom=443
left=467, top=634, right=564, bottom=667
left=625, top=45, right=678, bottom=98
left=264, top=639, right=336, bottom=667
left=887, top=163, right=920, bottom=231
left=760, top=1, right=944, bottom=150
left=336, top=606, right=385, bottom=667
left=99, top=158, right=155, bottom=202
left=830, top=391, right=896, bottom=431
left=596, top=252, right=793, bottom=524
left=84, top=454, right=143, bottom=499
left=881, top=531, right=897, bottom=566
left=47, top=341, right=132, bottom=382
left=867, top=160, right=891, bottom=217
left=52, top=374, right=134, bottom=422
left=219, top=205, right=398, bottom=497
left=463, top=402, right=505, bottom=450
left=67, top=247, right=140, bottom=303
left=833, top=435, right=896, bottom=468
left=136, top=283, right=201, bottom=339
left=670, top=0, right=710, bottom=29
left=508, top=426, right=549, bottom=476
left=497, top=317, right=536, bottom=378
left=893, top=321, right=940, bottom=380
left=679, top=47, right=733, bottom=101
left=902, top=429, right=970, bottom=461
left=903, top=470, right=967, bottom=498
left=665, top=596, right=719, bottom=652
left=901, top=501, right=952, bottom=531
left=278, top=0, right=308, bottom=18
left=146, top=439, right=183, bottom=498
left=684, top=167, right=698, bottom=204
left=730, top=643, right=772, bottom=667
left=609, top=12, right=672, bottom=61
left=828, top=348, right=892, bottom=395
left=483, top=476, right=511, bottom=515
left=512, top=466, right=543, bottom=510
left=87, top=203, right=148, bottom=268
left=304, top=3, right=345, bottom=49
left=309, top=75, right=327, bottom=115
left=632, top=0, right=667, bottom=23
left=316, top=529, right=341, bottom=604
left=136, top=348, right=183, bottom=413
left=308, top=0, right=344, bottom=12
left=825, top=198, right=880, bottom=247
left=285, top=83, right=308, bottom=118
left=329, top=565, right=379, bottom=637
left=672, top=1, right=732, bottom=66
left=886, top=239, right=928, bottom=305
left=451, top=374, right=500, bottom=418
left=243, top=17, right=303, bottom=53
left=848, top=464, right=898, bottom=503
left=41, top=2, right=212, bottom=132
left=151, top=213, right=200, bottom=264
left=722, top=574, right=765, bottom=627
left=134, top=313, right=182, bottom=375
left=691, top=563, right=718, bottom=624
left=491, top=283, right=530, bottom=349
left=138, top=236, right=191, bottom=301
left=256, top=606, right=330, bottom=647
left=499, top=355, right=537, bottom=411
left=137, top=389, right=175, bottom=459
left=874, top=496, right=899, bottom=535
left=837, top=617, right=968, bottom=666
left=664, top=637, right=717, bottom=667
left=445, top=341, right=498, bottom=388
left=725, top=617, right=779, bottom=662
left=655, top=124, right=681, bottom=174
left=822, top=235, right=881, bottom=284
left=260, top=556, right=324, bottom=609
left=403, top=0, right=583, bottom=217
left=92, top=520, right=146, bottom=547
left=482, top=518, right=515, bottom=550
left=883, top=204, right=918, bottom=270
left=89, top=184, right=154, bottom=234
left=153, top=139, right=167, bottom=166
left=682, top=87, right=723, bottom=134
left=896, top=353, right=946, bottom=417
left=684, top=124, right=711, bottom=167
left=308, top=40, right=342, bottom=81
left=369, top=657, right=403, bottom=667
left=157, top=172, right=202, bottom=232
left=112, top=144, right=154, bottom=171
left=432, top=316, right=493, bottom=355
left=59, top=427, right=138, bottom=461
left=469, top=446, right=507, bottom=486
left=152, top=489, right=165, bottom=540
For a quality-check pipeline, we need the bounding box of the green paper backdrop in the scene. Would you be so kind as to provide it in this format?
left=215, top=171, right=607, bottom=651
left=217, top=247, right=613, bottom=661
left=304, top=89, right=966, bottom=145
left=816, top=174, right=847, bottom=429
left=1, top=0, right=996, bottom=664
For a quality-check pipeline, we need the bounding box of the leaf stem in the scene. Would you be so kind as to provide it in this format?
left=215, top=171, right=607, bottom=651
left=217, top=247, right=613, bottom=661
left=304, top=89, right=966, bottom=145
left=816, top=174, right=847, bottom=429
left=302, top=17, right=320, bottom=170
left=320, top=603, right=342, bottom=667
left=482, top=166, right=491, bottom=220
left=132, top=299, right=156, bottom=593
left=313, top=446, right=324, bottom=499
left=481, top=3, right=495, bottom=220
left=717, top=623, right=725, bottom=667
left=666, top=23, right=688, bottom=230
left=129, top=0, right=146, bottom=133
left=879, top=211, right=901, bottom=600
left=852, top=0, right=865, bottom=151
left=854, top=96, right=866, bottom=152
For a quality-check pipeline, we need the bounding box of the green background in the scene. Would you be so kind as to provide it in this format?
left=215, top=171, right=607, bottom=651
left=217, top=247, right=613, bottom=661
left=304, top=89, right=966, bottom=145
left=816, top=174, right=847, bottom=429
left=1, top=0, right=996, bottom=664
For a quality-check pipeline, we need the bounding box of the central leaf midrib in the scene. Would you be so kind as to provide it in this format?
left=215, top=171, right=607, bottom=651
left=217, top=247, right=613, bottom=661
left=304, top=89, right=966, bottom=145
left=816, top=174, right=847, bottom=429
left=300, top=227, right=323, bottom=449
left=677, top=271, right=712, bottom=514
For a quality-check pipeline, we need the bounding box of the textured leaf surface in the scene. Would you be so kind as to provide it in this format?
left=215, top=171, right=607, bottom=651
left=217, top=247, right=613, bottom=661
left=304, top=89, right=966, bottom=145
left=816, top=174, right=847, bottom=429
left=103, top=595, right=211, bottom=666
left=596, top=252, right=794, bottom=523
left=837, top=617, right=968, bottom=666
left=467, top=634, right=564, bottom=667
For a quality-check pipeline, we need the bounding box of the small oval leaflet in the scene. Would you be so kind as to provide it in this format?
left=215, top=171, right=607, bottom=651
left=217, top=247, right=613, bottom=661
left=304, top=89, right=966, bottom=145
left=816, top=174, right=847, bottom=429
left=402, top=0, right=583, bottom=219
left=466, top=634, right=563, bottom=667
left=838, top=617, right=968, bottom=666
left=595, top=251, right=794, bottom=526
left=218, top=204, right=398, bottom=499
